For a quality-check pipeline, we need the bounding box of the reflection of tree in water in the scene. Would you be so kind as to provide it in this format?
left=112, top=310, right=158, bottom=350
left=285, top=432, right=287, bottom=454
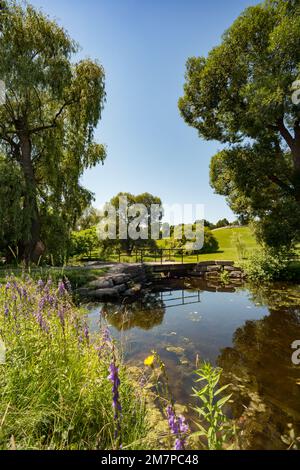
left=101, top=293, right=165, bottom=331
left=217, top=297, right=300, bottom=449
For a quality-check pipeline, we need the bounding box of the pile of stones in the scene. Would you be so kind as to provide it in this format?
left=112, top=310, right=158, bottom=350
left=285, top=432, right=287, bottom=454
left=76, top=264, right=149, bottom=301
left=190, top=261, right=246, bottom=280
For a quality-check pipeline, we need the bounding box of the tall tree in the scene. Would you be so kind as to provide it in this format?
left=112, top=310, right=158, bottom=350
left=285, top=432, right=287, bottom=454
left=101, top=192, right=162, bottom=255
left=179, top=0, right=300, bottom=247
left=0, top=1, right=106, bottom=263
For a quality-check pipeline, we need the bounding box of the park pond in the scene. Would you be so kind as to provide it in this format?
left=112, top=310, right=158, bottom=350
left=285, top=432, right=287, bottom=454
left=87, top=279, right=300, bottom=450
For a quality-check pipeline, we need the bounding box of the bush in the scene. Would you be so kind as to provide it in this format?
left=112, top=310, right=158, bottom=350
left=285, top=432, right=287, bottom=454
left=70, top=227, right=99, bottom=259
left=0, top=276, right=147, bottom=449
left=242, top=248, right=292, bottom=282
left=201, top=227, right=219, bottom=254
left=174, top=227, right=219, bottom=254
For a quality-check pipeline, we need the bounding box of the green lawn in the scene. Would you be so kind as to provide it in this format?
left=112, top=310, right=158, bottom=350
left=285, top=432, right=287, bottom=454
left=209, top=226, right=258, bottom=261
left=0, top=267, right=108, bottom=288
left=154, top=225, right=258, bottom=263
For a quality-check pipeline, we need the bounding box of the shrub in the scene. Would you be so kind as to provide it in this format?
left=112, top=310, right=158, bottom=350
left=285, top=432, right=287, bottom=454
left=242, top=248, right=292, bottom=282
left=174, top=227, right=219, bottom=254
left=70, top=227, right=99, bottom=259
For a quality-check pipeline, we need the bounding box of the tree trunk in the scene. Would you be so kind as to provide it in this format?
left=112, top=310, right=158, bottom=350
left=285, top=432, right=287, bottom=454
left=18, top=132, right=43, bottom=264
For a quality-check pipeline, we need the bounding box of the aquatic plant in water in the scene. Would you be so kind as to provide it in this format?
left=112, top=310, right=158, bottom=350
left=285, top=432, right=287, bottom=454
left=144, top=351, right=190, bottom=450
left=191, top=362, right=236, bottom=450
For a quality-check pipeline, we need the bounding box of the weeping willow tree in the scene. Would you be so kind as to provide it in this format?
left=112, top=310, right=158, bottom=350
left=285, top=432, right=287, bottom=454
left=0, top=1, right=106, bottom=263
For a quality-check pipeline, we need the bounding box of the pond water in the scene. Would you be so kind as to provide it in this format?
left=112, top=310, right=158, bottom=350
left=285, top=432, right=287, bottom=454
left=87, top=279, right=300, bottom=450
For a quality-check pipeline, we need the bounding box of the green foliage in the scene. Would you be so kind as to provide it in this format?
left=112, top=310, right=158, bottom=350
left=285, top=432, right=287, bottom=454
left=231, top=231, right=248, bottom=261
left=0, top=276, right=147, bottom=449
left=0, top=2, right=106, bottom=262
left=191, top=363, right=235, bottom=450
left=242, top=248, right=292, bottom=282
left=179, top=0, right=300, bottom=248
left=0, top=267, right=107, bottom=290
left=0, top=156, right=24, bottom=253
left=101, top=192, right=162, bottom=255
left=165, top=226, right=219, bottom=255
left=70, top=227, right=99, bottom=258
left=215, top=219, right=230, bottom=229
left=76, top=207, right=101, bottom=231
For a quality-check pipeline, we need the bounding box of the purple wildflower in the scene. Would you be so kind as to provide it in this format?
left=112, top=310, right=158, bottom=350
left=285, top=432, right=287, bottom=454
left=4, top=304, right=9, bottom=317
left=63, top=277, right=72, bottom=294
left=178, top=415, right=189, bottom=434
left=36, top=310, right=49, bottom=333
left=108, top=359, right=122, bottom=442
left=58, top=307, right=65, bottom=327
left=83, top=322, right=89, bottom=342
left=166, top=405, right=179, bottom=435
left=175, top=439, right=185, bottom=450
left=166, top=405, right=189, bottom=451
left=58, top=281, right=66, bottom=296
left=37, top=279, right=44, bottom=290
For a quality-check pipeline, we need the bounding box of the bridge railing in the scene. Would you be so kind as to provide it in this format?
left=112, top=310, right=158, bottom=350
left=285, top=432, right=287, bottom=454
left=114, top=248, right=202, bottom=264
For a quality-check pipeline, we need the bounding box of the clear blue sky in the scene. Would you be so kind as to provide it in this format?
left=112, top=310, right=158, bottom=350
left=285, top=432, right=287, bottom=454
left=30, top=0, right=259, bottom=223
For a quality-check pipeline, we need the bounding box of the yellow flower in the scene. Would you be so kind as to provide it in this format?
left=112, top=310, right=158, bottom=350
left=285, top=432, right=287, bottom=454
left=144, top=355, right=155, bottom=367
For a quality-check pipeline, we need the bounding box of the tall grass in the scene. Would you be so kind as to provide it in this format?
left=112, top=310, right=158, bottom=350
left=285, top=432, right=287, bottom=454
left=0, top=276, right=147, bottom=450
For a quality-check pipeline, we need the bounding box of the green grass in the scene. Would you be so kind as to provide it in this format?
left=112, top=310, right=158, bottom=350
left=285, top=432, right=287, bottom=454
left=69, top=226, right=259, bottom=264
left=155, top=226, right=258, bottom=263
left=0, top=276, right=148, bottom=450
left=209, top=226, right=258, bottom=261
left=0, top=267, right=108, bottom=289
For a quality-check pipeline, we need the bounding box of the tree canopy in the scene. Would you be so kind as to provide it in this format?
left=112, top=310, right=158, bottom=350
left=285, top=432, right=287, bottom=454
left=179, top=0, right=300, bottom=247
left=0, top=1, right=106, bottom=263
left=100, top=192, right=163, bottom=255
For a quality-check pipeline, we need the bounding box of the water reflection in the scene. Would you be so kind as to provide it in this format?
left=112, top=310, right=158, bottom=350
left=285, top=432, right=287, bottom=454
left=87, top=280, right=300, bottom=449
left=217, top=284, right=300, bottom=449
left=101, top=292, right=165, bottom=330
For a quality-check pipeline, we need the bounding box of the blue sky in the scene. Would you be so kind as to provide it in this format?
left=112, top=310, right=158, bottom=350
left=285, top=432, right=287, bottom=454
left=30, top=0, right=259, bottom=223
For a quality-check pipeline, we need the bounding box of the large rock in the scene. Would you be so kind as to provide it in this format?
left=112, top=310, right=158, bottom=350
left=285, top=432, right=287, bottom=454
left=113, top=283, right=127, bottom=294
left=88, top=278, right=114, bottom=289
left=207, top=265, right=222, bottom=272
left=229, top=271, right=243, bottom=279
left=124, top=284, right=142, bottom=297
left=91, top=288, right=120, bottom=300
left=223, top=266, right=236, bottom=272
left=111, top=274, right=131, bottom=285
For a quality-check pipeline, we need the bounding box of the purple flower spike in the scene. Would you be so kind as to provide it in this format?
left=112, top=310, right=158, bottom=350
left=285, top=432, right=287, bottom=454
left=58, top=308, right=65, bottom=327
left=58, top=281, right=66, bottom=296
left=166, top=405, right=189, bottom=451
left=83, top=323, right=89, bottom=342
left=175, top=438, right=185, bottom=450
left=108, top=363, right=122, bottom=416
left=36, top=310, right=49, bottom=333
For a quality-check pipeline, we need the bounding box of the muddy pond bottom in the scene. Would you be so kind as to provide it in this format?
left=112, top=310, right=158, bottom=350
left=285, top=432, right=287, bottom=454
left=87, top=279, right=300, bottom=449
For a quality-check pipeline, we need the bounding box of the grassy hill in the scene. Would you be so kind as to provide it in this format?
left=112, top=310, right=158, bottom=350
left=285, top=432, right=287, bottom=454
left=155, top=225, right=258, bottom=263
left=207, top=226, right=258, bottom=261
